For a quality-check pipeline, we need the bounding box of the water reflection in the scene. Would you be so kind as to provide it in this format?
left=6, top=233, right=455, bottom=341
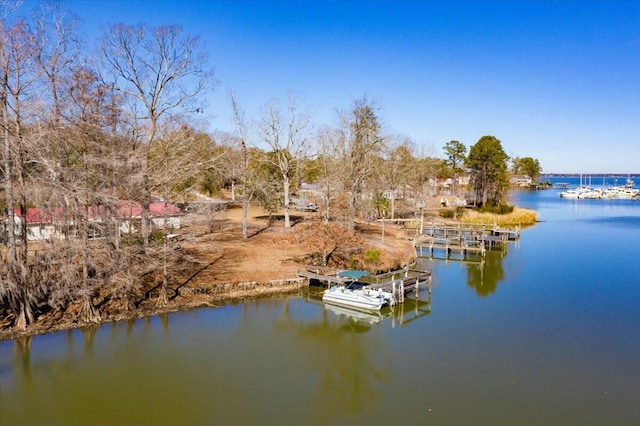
left=465, top=250, right=506, bottom=297
left=324, top=303, right=383, bottom=330
left=303, top=286, right=433, bottom=329
left=12, top=335, right=33, bottom=381
left=233, top=296, right=392, bottom=422
left=319, top=296, right=433, bottom=332
left=388, top=297, right=432, bottom=327
left=417, top=245, right=509, bottom=299
left=235, top=293, right=433, bottom=422
left=81, top=324, right=100, bottom=358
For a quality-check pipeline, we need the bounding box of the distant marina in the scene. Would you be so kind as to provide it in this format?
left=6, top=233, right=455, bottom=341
left=548, top=174, right=640, bottom=200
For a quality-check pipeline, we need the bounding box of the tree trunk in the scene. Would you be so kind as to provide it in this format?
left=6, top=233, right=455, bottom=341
left=140, top=118, right=157, bottom=248
left=242, top=194, right=248, bottom=240
left=157, top=217, right=169, bottom=307
left=140, top=172, right=151, bottom=247
left=80, top=292, right=101, bottom=323
left=323, top=192, right=330, bottom=224
left=390, top=193, right=395, bottom=220
left=283, top=174, right=291, bottom=228
left=1, top=69, right=20, bottom=313
left=15, top=291, right=35, bottom=331
left=157, top=278, right=169, bottom=307
left=241, top=144, right=248, bottom=240
left=482, top=183, right=489, bottom=207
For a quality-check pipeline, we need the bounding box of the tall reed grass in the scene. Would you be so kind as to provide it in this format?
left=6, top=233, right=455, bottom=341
left=459, top=207, right=538, bottom=227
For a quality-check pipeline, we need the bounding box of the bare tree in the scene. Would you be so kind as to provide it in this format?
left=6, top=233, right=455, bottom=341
left=229, top=91, right=250, bottom=239
left=63, top=66, right=128, bottom=322
left=149, top=120, right=221, bottom=305
left=336, top=97, right=384, bottom=228
left=33, top=0, right=80, bottom=127
left=250, top=149, right=283, bottom=223
left=257, top=94, right=310, bottom=228
left=379, top=136, right=417, bottom=219
left=0, top=0, right=22, bottom=22
left=1, top=3, right=110, bottom=328
left=315, top=125, right=341, bottom=224
left=0, top=17, right=41, bottom=329
left=100, top=23, right=213, bottom=247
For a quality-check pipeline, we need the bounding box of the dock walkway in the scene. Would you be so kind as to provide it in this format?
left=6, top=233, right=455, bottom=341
left=413, top=222, right=519, bottom=259
left=367, top=271, right=432, bottom=304
left=296, top=270, right=352, bottom=286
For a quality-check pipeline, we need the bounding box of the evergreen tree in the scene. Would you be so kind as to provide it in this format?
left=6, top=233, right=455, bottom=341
left=466, top=135, right=509, bottom=207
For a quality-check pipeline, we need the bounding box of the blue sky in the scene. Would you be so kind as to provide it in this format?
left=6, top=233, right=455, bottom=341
left=33, top=0, right=640, bottom=173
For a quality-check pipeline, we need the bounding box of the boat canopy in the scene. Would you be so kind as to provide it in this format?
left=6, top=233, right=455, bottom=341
left=337, top=270, right=369, bottom=280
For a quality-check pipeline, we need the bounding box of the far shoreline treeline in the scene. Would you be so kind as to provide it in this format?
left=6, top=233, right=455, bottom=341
left=542, top=173, right=640, bottom=177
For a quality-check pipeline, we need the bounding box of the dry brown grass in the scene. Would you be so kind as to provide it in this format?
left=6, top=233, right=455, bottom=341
left=458, top=207, right=538, bottom=226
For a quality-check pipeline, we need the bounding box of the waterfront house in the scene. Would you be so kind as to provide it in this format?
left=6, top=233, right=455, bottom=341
left=511, top=175, right=533, bottom=187
left=8, top=208, right=62, bottom=241
left=2, top=201, right=182, bottom=242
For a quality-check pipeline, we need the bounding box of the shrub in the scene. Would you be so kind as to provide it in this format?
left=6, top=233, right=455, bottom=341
left=499, top=204, right=514, bottom=214
left=150, top=230, right=165, bottom=244
left=439, top=208, right=455, bottom=218
left=478, top=204, right=514, bottom=215
left=364, top=249, right=381, bottom=264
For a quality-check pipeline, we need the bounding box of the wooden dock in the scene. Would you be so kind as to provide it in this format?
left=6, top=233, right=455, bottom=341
left=421, top=222, right=520, bottom=240
left=367, top=270, right=432, bottom=305
left=419, top=236, right=487, bottom=257
left=296, top=268, right=432, bottom=306
left=413, top=222, right=519, bottom=259
left=296, top=269, right=352, bottom=286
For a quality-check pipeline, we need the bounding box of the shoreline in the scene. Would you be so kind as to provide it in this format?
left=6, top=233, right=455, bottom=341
left=1, top=281, right=307, bottom=341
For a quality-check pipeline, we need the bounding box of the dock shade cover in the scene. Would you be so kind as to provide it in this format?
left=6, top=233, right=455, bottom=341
left=337, top=270, right=370, bottom=280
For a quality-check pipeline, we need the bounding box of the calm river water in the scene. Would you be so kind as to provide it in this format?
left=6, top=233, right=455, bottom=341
left=1, top=178, right=639, bottom=425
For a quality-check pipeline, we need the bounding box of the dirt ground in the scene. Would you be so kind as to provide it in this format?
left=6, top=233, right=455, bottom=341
left=178, top=203, right=420, bottom=287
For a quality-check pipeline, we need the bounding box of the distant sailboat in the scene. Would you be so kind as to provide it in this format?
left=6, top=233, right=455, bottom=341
left=559, top=173, right=591, bottom=199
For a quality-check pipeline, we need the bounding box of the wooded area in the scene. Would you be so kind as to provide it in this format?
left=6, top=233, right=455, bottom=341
left=0, top=2, right=541, bottom=334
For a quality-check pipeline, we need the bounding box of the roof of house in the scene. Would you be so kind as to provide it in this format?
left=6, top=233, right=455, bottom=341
left=149, top=202, right=182, bottom=217
left=13, top=207, right=64, bottom=224
left=10, top=201, right=182, bottom=224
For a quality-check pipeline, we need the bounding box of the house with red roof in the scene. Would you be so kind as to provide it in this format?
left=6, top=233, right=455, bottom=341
left=2, top=201, right=182, bottom=242
left=6, top=207, right=65, bottom=242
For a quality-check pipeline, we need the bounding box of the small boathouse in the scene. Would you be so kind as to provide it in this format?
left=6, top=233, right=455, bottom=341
left=297, top=267, right=432, bottom=306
